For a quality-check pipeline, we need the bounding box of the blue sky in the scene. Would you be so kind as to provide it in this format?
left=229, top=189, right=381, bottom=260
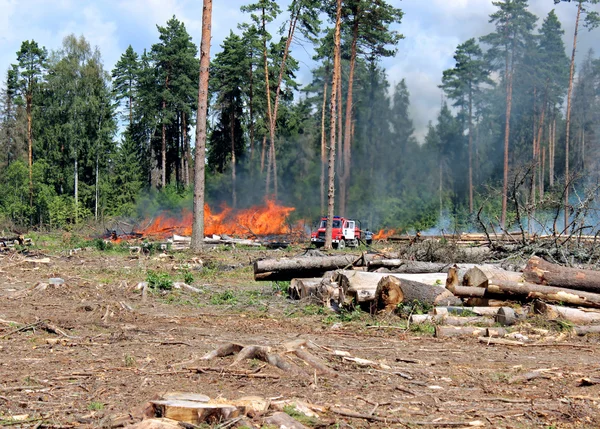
left=0, top=0, right=597, bottom=140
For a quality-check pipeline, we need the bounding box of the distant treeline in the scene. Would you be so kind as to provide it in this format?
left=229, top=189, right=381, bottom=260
left=0, top=0, right=599, bottom=233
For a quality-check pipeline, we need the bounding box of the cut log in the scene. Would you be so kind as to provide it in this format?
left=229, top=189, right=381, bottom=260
left=335, top=271, right=461, bottom=307
left=533, top=301, right=600, bottom=325
left=289, top=278, right=322, bottom=300
left=434, top=306, right=503, bottom=317
left=524, top=256, right=600, bottom=293
left=254, top=254, right=372, bottom=281
left=461, top=267, right=524, bottom=306
left=495, top=307, right=518, bottom=326
left=487, top=279, right=600, bottom=309
left=573, top=325, right=600, bottom=336
left=148, top=400, right=239, bottom=424
left=452, top=280, right=600, bottom=309
left=367, top=260, right=467, bottom=273
left=435, top=326, right=506, bottom=338
left=463, top=266, right=524, bottom=288
left=374, top=276, right=403, bottom=313
left=434, top=326, right=488, bottom=338
left=410, top=314, right=494, bottom=326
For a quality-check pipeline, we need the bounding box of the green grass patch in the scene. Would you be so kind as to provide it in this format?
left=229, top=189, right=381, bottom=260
left=87, top=401, right=105, bottom=411
left=210, top=290, right=238, bottom=305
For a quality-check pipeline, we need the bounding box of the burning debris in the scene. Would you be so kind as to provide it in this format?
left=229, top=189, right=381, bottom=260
left=105, top=200, right=305, bottom=247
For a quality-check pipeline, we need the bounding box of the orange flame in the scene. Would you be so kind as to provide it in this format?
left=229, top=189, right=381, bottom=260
left=373, top=229, right=397, bottom=240
left=138, top=200, right=296, bottom=239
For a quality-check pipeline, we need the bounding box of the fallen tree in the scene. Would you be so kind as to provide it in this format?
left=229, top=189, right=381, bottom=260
left=524, top=256, right=600, bottom=293
left=450, top=279, right=600, bottom=309
left=533, top=301, right=600, bottom=325
left=254, top=254, right=372, bottom=281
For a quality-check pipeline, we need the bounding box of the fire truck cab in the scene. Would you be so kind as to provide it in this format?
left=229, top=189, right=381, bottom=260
left=310, top=216, right=360, bottom=249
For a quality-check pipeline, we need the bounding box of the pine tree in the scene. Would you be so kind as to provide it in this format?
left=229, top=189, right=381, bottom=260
left=112, top=45, right=140, bottom=130
left=481, top=0, right=537, bottom=229
left=554, top=0, right=599, bottom=231
left=208, top=32, right=248, bottom=207
left=336, top=0, right=403, bottom=216
left=191, top=0, right=213, bottom=250
left=324, top=0, right=342, bottom=250
left=11, top=40, right=48, bottom=207
left=151, top=16, right=198, bottom=188
left=441, top=39, right=491, bottom=213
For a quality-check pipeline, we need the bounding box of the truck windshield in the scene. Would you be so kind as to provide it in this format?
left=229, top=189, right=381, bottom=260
left=319, top=220, right=342, bottom=228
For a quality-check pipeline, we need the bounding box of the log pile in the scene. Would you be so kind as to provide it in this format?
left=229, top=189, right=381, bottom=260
left=255, top=252, right=600, bottom=338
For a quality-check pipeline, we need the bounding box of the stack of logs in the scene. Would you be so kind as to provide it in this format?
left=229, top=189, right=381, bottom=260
left=253, top=254, right=600, bottom=337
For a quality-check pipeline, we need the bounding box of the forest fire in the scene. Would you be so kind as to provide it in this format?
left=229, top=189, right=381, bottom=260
left=132, top=200, right=297, bottom=240
left=373, top=229, right=397, bottom=240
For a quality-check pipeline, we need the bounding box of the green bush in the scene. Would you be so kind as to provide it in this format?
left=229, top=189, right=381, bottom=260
left=146, top=270, right=173, bottom=290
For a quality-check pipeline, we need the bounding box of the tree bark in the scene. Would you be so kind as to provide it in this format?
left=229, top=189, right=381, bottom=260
left=524, top=256, right=600, bottom=293
left=564, top=3, right=581, bottom=232
left=334, top=271, right=460, bottom=307
left=534, top=301, right=600, bottom=325
left=254, top=254, right=371, bottom=281
left=320, top=77, right=328, bottom=215
left=452, top=278, right=600, bottom=309
left=261, top=7, right=275, bottom=197
left=340, top=18, right=359, bottom=217
left=468, top=81, right=473, bottom=212
left=26, top=93, right=33, bottom=207
left=230, top=109, right=237, bottom=208
left=161, top=75, right=168, bottom=188
left=325, top=0, right=342, bottom=250
left=191, top=0, right=212, bottom=250
left=501, top=52, right=514, bottom=229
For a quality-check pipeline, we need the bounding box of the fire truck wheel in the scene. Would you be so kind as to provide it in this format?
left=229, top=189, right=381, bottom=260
left=337, top=239, right=346, bottom=249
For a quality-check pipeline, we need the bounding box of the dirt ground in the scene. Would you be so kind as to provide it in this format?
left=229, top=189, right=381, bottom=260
left=1, top=239, right=600, bottom=429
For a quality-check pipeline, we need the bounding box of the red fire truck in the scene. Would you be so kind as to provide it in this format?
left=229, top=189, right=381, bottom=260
left=310, top=216, right=361, bottom=249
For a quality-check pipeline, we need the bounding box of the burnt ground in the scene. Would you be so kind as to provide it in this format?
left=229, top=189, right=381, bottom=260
left=1, top=238, right=600, bottom=428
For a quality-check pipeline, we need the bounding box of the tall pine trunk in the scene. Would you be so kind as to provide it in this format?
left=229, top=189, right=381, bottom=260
left=320, top=78, right=328, bottom=215
left=564, top=2, right=581, bottom=232
left=74, top=155, right=78, bottom=224
left=249, top=56, right=255, bottom=162
left=340, top=19, right=359, bottom=217
left=95, top=153, right=99, bottom=221
left=26, top=93, right=33, bottom=207
left=325, top=0, right=342, bottom=250
left=183, top=112, right=190, bottom=187
left=468, top=84, right=474, bottom=213
left=191, top=0, right=212, bottom=250
left=501, top=40, right=515, bottom=230
left=230, top=109, right=237, bottom=208
left=262, top=7, right=275, bottom=197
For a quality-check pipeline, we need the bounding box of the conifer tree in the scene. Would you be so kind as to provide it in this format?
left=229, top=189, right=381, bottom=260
left=441, top=39, right=491, bottom=213
left=11, top=40, right=48, bottom=207
left=554, top=0, right=599, bottom=231
left=481, top=0, right=537, bottom=229
left=112, top=45, right=140, bottom=130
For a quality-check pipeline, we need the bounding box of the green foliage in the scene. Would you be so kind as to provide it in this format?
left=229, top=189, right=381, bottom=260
left=146, top=270, right=174, bottom=290
left=409, top=322, right=436, bottom=336
left=210, top=290, right=238, bottom=305
left=397, top=300, right=434, bottom=317
left=87, top=401, right=105, bottom=411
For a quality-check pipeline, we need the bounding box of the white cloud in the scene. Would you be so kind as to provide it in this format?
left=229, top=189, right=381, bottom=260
left=0, top=0, right=597, bottom=143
